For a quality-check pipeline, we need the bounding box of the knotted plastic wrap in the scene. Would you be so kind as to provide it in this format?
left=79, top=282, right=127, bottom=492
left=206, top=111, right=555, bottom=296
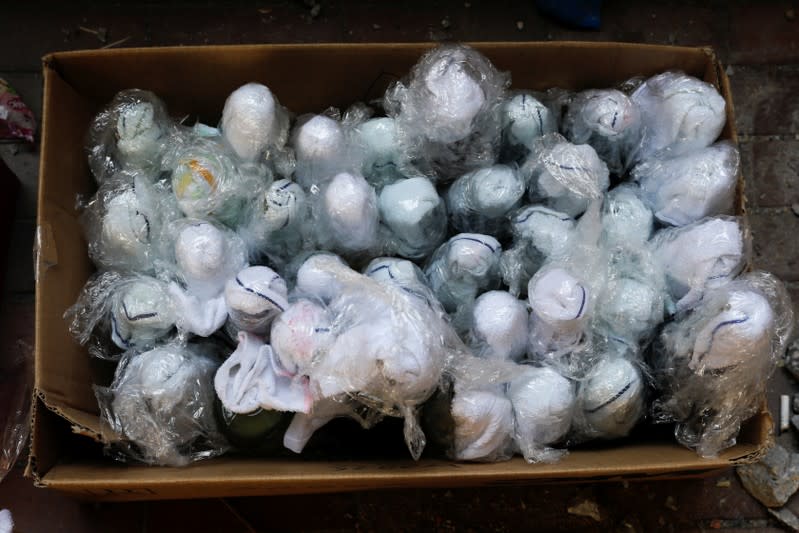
left=82, top=173, right=181, bottom=274
left=278, top=254, right=464, bottom=459
left=633, top=142, right=739, bottom=227
left=377, top=177, right=448, bottom=260
left=562, top=89, right=641, bottom=175
left=509, top=365, right=575, bottom=463
left=630, top=71, right=726, bottom=163
left=500, top=91, right=558, bottom=162
left=95, top=342, right=227, bottom=466
left=384, top=44, right=510, bottom=182
left=446, top=164, right=526, bottom=236
left=600, top=184, right=654, bottom=248
left=500, top=205, right=576, bottom=297
left=65, top=271, right=177, bottom=358
left=219, top=82, right=291, bottom=165
left=87, top=89, right=175, bottom=183
left=651, top=271, right=794, bottom=457
left=649, top=216, right=747, bottom=313
left=524, top=134, right=610, bottom=217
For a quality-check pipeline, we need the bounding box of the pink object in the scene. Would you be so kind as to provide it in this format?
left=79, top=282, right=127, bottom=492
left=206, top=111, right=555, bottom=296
left=0, top=79, right=35, bottom=143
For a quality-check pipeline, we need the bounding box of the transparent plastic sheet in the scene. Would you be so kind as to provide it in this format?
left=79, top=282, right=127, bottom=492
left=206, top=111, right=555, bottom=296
left=95, top=342, right=228, bottom=466
left=508, top=364, right=575, bottom=463
left=165, top=134, right=271, bottom=229
left=467, top=290, right=529, bottom=362
left=562, top=88, right=642, bottom=176
left=450, top=384, right=515, bottom=462
left=86, top=89, right=176, bottom=184
left=0, top=341, right=33, bottom=483
left=223, top=265, right=288, bottom=338
left=308, top=171, right=380, bottom=259
left=594, top=246, right=666, bottom=346
left=424, top=233, right=503, bottom=331
left=282, top=253, right=465, bottom=459
left=64, top=271, right=178, bottom=358
left=238, top=178, right=308, bottom=271
left=629, top=71, right=726, bottom=164
left=356, top=117, right=407, bottom=190
left=499, top=90, right=558, bottom=164
left=600, top=184, right=654, bottom=249
left=81, top=172, right=182, bottom=274
left=219, top=82, right=291, bottom=165
left=446, top=164, right=526, bottom=236
left=290, top=105, right=369, bottom=189
left=377, top=177, right=448, bottom=260
left=569, top=341, right=647, bottom=443
left=649, top=216, right=746, bottom=313
left=633, top=141, right=740, bottom=227
left=500, top=205, right=576, bottom=297
left=650, top=271, right=795, bottom=457
left=384, top=44, right=510, bottom=182
left=523, top=133, right=610, bottom=217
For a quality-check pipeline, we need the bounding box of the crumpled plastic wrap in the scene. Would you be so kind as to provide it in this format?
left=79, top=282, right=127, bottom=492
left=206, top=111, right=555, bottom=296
left=82, top=173, right=181, bottom=273
left=95, top=342, right=227, bottom=466
left=364, top=257, right=430, bottom=293
left=524, top=133, right=610, bottom=217
left=451, top=385, right=515, bottom=462
left=384, top=44, right=510, bottom=182
left=562, top=89, right=641, bottom=175
left=0, top=78, right=36, bottom=143
left=446, top=164, right=526, bottom=236
left=630, top=71, right=726, bottom=163
left=65, top=271, right=177, bottom=357
left=509, top=365, right=575, bottom=463
left=649, top=216, right=746, bottom=313
left=600, top=184, right=654, bottom=248
left=167, top=135, right=269, bottom=228
left=424, top=233, right=503, bottom=328
left=377, top=177, right=448, bottom=260
left=571, top=344, right=646, bottom=441
left=500, top=205, right=576, bottom=297
left=633, top=142, right=739, bottom=226
left=356, top=117, right=406, bottom=189
left=0, top=340, right=33, bottom=483
left=291, top=106, right=368, bottom=188
left=280, top=254, right=463, bottom=459
left=87, top=89, right=175, bottom=183
left=500, top=91, right=558, bottom=161
left=651, top=271, right=794, bottom=457
left=310, top=171, right=380, bottom=257
left=219, top=82, right=291, bottom=165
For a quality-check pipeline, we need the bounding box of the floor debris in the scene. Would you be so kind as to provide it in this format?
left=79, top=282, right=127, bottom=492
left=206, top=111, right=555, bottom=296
left=566, top=499, right=602, bottom=522
left=737, top=444, right=799, bottom=508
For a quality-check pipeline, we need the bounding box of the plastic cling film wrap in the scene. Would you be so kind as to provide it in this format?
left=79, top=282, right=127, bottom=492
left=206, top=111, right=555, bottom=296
left=633, top=142, right=739, bottom=227
left=378, top=177, right=448, bottom=260
left=384, top=44, right=510, bottom=182
left=630, top=71, right=726, bottom=163
left=87, top=89, right=175, bottom=183
left=509, top=365, right=575, bottom=463
left=500, top=205, right=576, bottom=297
left=82, top=174, right=181, bottom=274
left=651, top=271, right=795, bottom=457
left=95, top=342, right=227, bottom=466
left=446, top=165, right=526, bottom=236
left=357, top=117, right=407, bottom=189
left=220, top=82, right=291, bottom=164
left=601, top=184, right=654, bottom=248
left=291, top=112, right=365, bottom=188
left=451, top=385, right=515, bottom=462
left=562, top=89, right=641, bottom=175
left=468, top=290, right=529, bottom=362
left=224, top=266, right=288, bottom=337
left=424, top=233, right=502, bottom=321
left=500, top=91, right=558, bottom=162
left=649, top=216, right=746, bottom=313
left=524, top=134, right=610, bottom=217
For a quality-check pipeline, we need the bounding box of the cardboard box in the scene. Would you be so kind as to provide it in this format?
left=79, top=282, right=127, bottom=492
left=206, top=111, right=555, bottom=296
left=28, top=42, right=767, bottom=501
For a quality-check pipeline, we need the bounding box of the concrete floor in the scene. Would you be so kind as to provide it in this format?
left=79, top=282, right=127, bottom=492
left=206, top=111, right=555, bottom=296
left=1, top=0, right=799, bottom=531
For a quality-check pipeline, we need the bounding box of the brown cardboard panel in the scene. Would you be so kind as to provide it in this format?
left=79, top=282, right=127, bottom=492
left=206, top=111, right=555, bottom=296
left=38, top=441, right=756, bottom=501
left=31, top=42, right=768, bottom=499
left=35, top=65, right=96, bottom=414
